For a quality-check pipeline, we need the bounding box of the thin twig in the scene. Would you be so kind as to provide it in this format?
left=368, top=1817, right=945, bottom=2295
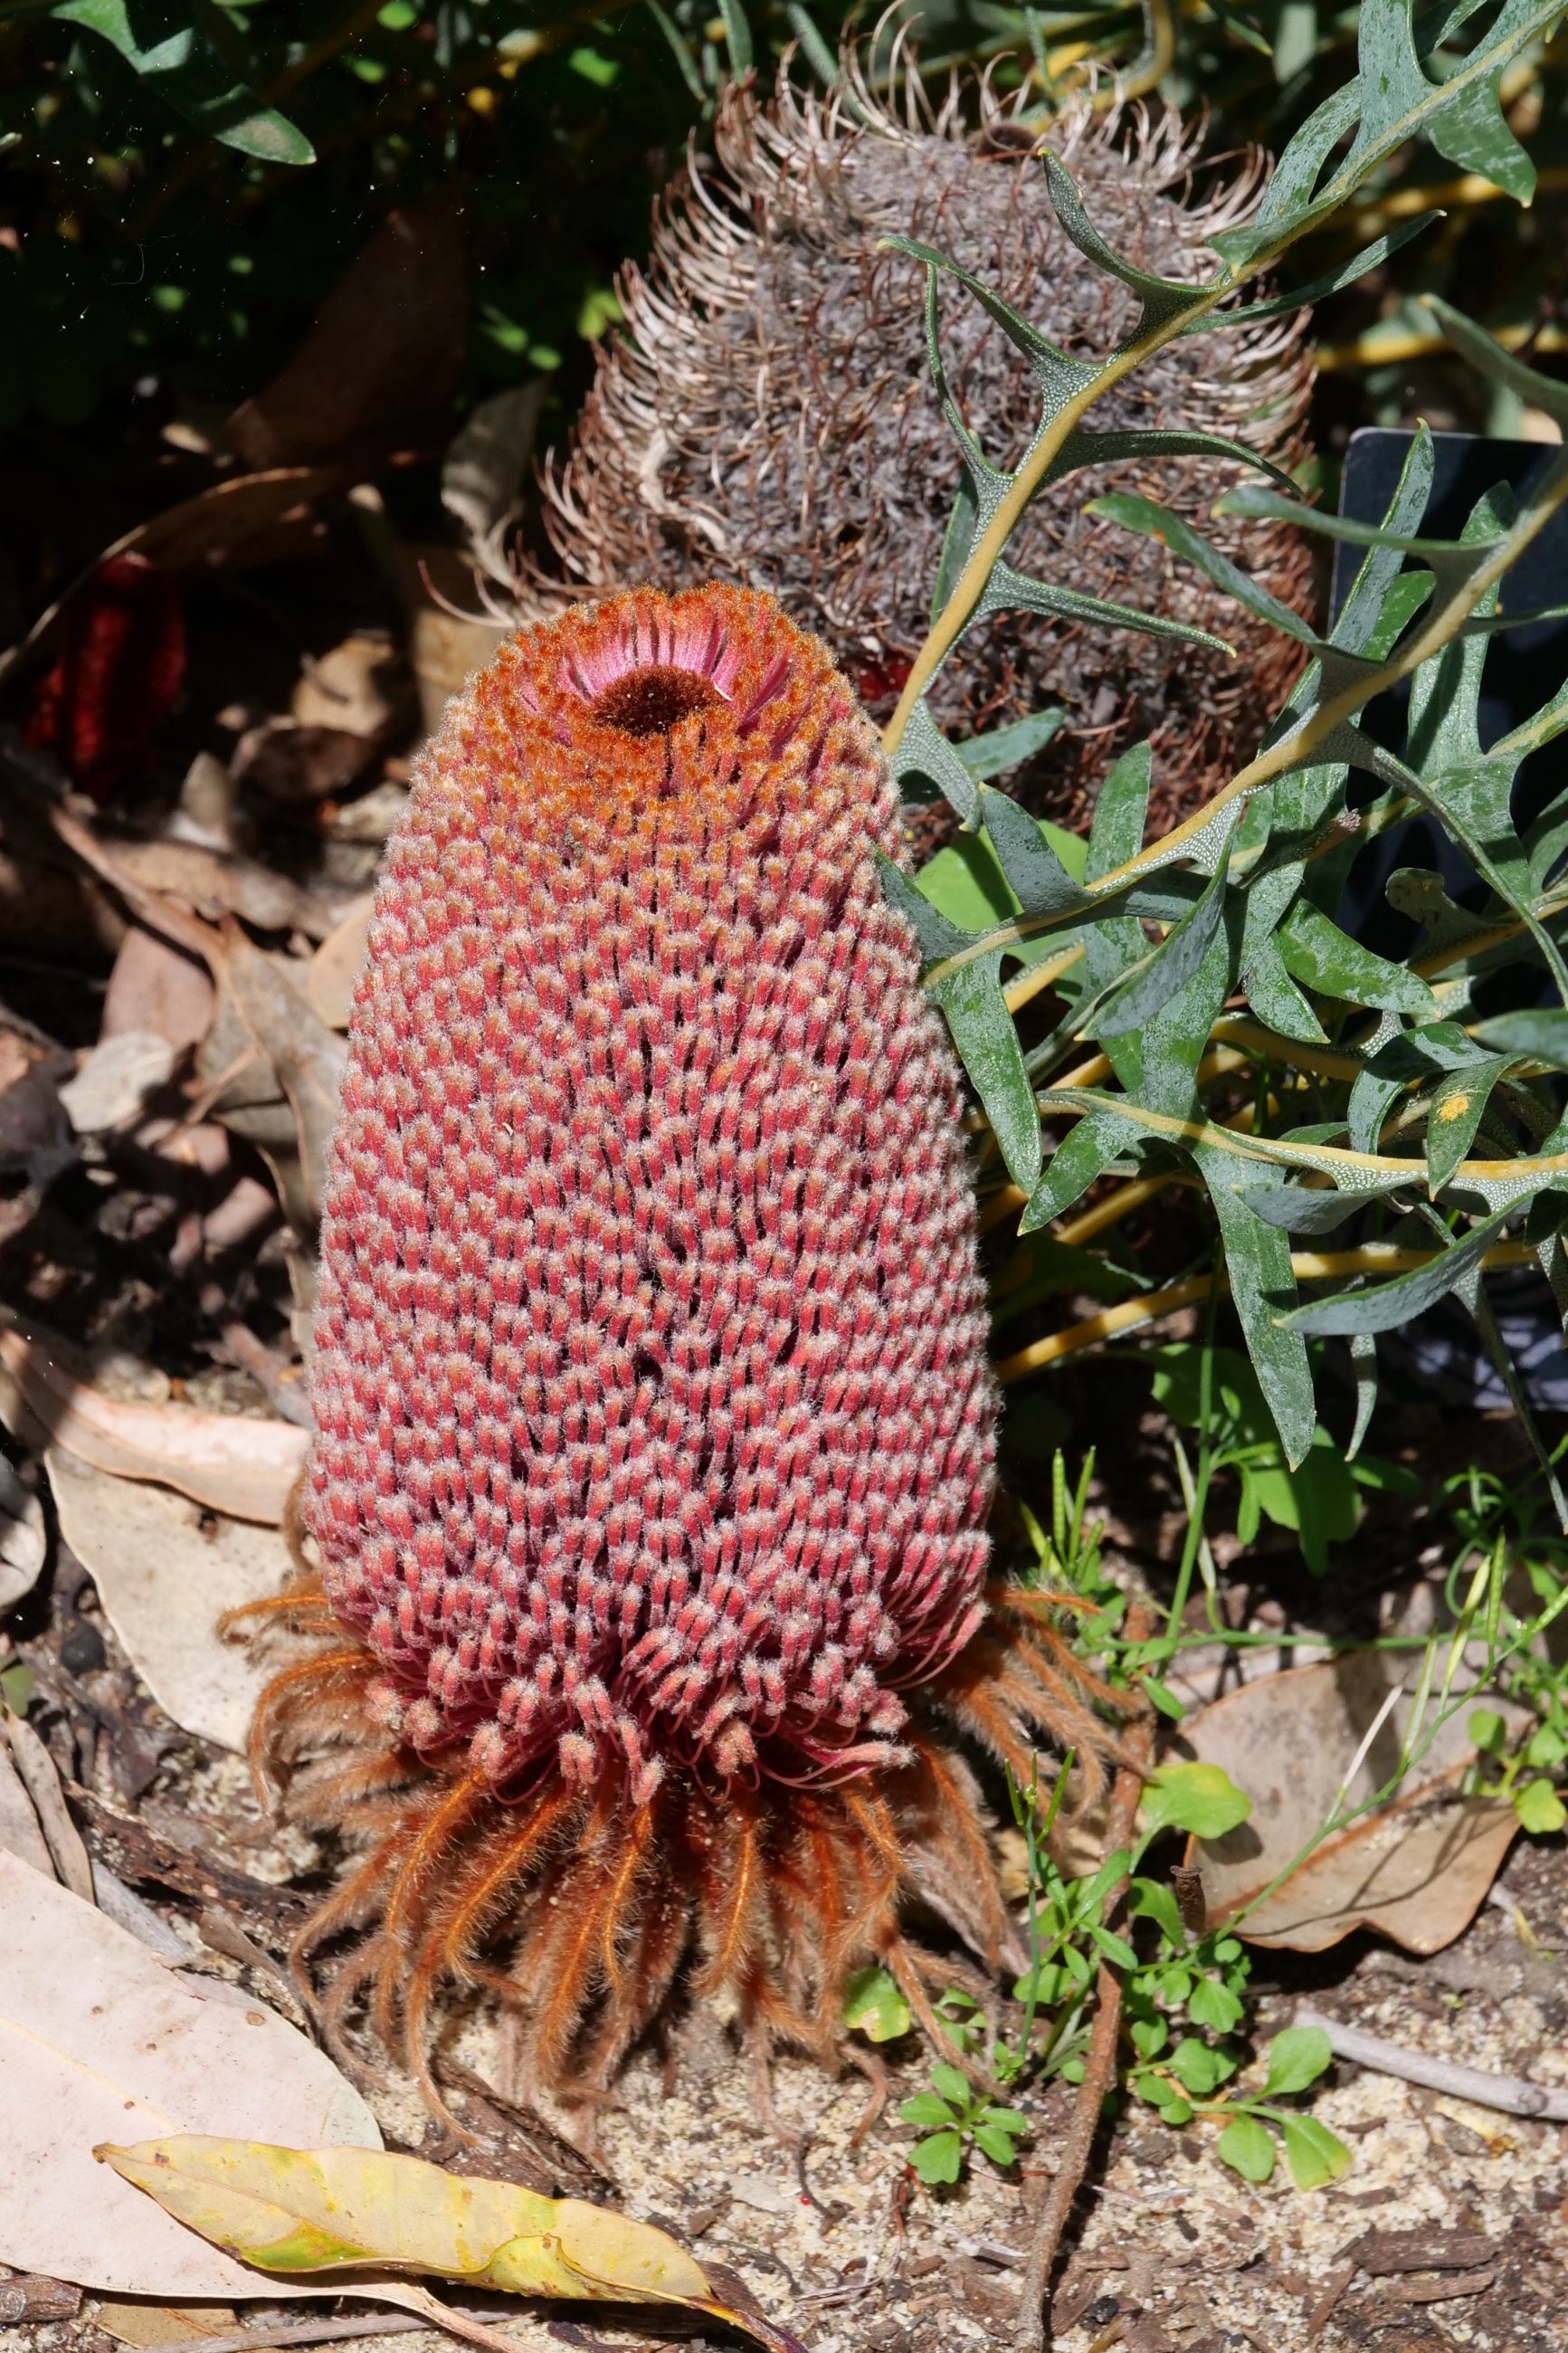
left=1019, top=1604, right=1157, bottom=2348
left=1295, top=2004, right=1568, bottom=2121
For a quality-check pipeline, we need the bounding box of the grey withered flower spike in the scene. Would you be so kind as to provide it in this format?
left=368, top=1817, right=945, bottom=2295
left=498, top=42, right=1315, bottom=837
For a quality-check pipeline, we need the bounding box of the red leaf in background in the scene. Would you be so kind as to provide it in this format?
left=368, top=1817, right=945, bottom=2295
left=26, top=553, right=185, bottom=803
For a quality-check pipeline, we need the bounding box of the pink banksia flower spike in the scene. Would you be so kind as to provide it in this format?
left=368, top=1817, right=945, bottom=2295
left=251, top=583, right=1129, bottom=2108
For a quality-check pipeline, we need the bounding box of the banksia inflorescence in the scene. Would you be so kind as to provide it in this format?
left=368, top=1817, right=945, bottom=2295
left=254, top=583, right=1125, bottom=2106
left=502, top=56, right=1315, bottom=834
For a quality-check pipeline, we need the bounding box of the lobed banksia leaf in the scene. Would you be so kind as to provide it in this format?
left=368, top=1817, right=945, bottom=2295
left=500, top=55, right=1315, bottom=834
left=256, top=583, right=1130, bottom=2101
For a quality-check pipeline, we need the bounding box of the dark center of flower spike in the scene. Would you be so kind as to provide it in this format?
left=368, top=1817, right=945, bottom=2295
left=590, top=664, right=723, bottom=738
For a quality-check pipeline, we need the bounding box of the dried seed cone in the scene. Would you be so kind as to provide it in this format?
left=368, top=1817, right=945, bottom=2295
left=507, top=63, right=1314, bottom=834
left=256, top=585, right=1126, bottom=2100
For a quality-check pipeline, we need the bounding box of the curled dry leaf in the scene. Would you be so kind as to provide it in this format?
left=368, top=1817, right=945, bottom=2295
left=101, top=2139, right=807, bottom=2353
left=1181, top=1651, right=1524, bottom=1954
left=0, top=1851, right=384, bottom=2301
left=47, top=1451, right=289, bottom=1753
left=0, top=1327, right=308, bottom=1524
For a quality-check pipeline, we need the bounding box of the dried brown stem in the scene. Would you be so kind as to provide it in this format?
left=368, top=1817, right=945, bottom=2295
left=1019, top=1602, right=1157, bottom=2349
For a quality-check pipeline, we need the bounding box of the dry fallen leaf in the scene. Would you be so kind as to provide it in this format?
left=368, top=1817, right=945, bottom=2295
left=0, top=1327, right=307, bottom=1524
left=0, top=1452, right=46, bottom=1608
left=102, top=926, right=216, bottom=1057
left=92, top=2299, right=237, bottom=2348
left=308, top=894, right=375, bottom=1032
left=0, top=1727, right=54, bottom=1878
left=215, top=925, right=347, bottom=1234
left=0, top=1852, right=383, bottom=2301
left=101, top=2139, right=807, bottom=2353
left=58, top=1033, right=178, bottom=1136
left=3, top=1706, right=95, bottom=1899
left=1182, top=1650, right=1523, bottom=1953
left=291, top=634, right=408, bottom=739
left=225, top=195, right=466, bottom=470
left=46, top=1451, right=288, bottom=1753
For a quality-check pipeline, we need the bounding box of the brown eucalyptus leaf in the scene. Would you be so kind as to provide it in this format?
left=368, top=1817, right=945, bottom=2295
left=1181, top=1651, right=1525, bottom=1953
left=0, top=1328, right=307, bottom=1524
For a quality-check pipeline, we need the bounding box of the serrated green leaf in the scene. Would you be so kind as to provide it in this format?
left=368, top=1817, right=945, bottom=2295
left=1088, top=741, right=1153, bottom=877
left=928, top=2062, right=973, bottom=2106
left=878, top=850, right=972, bottom=963
left=931, top=956, right=1041, bottom=1194
left=1041, top=154, right=1220, bottom=333
left=1277, top=901, right=1438, bottom=1015
left=1237, top=1178, right=1411, bottom=1233
left=1262, top=2024, right=1335, bottom=2098
left=1096, top=837, right=1236, bottom=1042
left=1216, top=2112, right=1277, bottom=2183
left=975, top=557, right=1236, bottom=658
left=1205, top=212, right=1440, bottom=327
left=1144, top=1762, right=1252, bottom=1841
left=1198, top=1172, right=1317, bottom=1467
left=1090, top=1924, right=1138, bottom=1970
left=891, top=700, right=981, bottom=824
left=979, top=786, right=1090, bottom=917
left=1426, top=1055, right=1512, bottom=1194
left=957, top=710, right=1070, bottom=783
left=1020, top=1110, right=1130, bottom=1234
left=1088, top=492, right=1325, bottom=647
left=1283, top=1205, right=1516, bottom=1335
left=1241, top=929, right=1329, bottom=1045
left=1475, top=1010, right=1568, bottom=1066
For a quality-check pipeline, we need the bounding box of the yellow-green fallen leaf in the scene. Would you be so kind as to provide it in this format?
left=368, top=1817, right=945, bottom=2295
left=96, top=2139, right=806, bottom=2353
